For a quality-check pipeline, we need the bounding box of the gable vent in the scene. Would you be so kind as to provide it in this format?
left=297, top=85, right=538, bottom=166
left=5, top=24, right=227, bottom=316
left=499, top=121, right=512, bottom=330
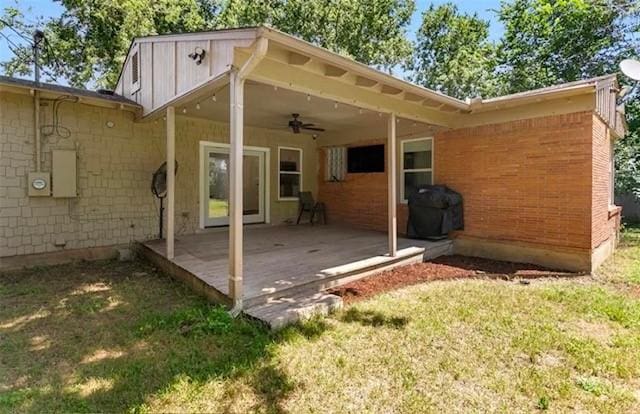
left=131, top=51, right=139, bottom=84
left=130, top=44, right=141, bottom=93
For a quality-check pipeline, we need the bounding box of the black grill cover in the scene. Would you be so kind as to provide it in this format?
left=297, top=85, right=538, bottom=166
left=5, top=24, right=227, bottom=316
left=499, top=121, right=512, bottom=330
left=407, top=185, right=463, bottom=240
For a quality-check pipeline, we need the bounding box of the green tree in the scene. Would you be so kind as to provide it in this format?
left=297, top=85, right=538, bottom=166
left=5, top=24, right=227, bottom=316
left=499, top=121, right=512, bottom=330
left=1, top=0, right=414, bottom=89
left=497, top=0, right=638, bottom=93
left=215, top=0, right=415, bottom=72
left=406, top=2, right=498, bottom=99
left=616, top=99, right=640, bottom=197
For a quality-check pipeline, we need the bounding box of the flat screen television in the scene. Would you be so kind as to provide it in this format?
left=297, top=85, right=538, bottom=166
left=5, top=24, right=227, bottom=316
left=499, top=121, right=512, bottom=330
left=347, top=144, right=385, bottom=173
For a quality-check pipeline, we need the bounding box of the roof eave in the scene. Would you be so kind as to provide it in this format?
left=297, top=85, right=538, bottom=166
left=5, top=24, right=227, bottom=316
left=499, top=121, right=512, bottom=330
left=257, top=26, right=469, bottom=112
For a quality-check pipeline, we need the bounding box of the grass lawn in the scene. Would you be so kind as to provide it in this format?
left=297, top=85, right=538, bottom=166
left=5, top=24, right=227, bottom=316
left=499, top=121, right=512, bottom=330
left=1, top=225, right=640, bottom=413
left=209, top=198, right=229, bottom=218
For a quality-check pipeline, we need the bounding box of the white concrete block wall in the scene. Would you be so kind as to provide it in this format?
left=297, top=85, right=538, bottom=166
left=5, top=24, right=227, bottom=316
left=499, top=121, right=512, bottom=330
left=0, top=92, right=318, bottom=258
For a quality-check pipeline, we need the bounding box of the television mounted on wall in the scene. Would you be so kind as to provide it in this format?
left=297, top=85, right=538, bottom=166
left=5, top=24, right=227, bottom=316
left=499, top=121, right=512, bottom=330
left=347, top=144, right=385, bottom=173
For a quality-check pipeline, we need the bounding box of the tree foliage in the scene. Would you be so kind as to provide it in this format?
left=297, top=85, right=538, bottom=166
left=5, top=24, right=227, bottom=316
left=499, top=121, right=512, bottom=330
left=616, top=99, right=640, bottom=197
left=0, top=0, right=414, bottom=88
left=497, top=0, right=638, bottom=93
left=406, top=2, right=498, bottom=99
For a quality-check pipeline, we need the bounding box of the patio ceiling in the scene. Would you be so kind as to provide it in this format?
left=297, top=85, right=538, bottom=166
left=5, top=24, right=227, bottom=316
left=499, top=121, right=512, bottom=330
left=176, top=80, right=440, bottom=144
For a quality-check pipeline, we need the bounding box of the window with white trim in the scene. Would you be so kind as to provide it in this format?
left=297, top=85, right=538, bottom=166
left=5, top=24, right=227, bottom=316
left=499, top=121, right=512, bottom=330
left=278, top=147, right=302, bottom=199
left=401, top=138, right=433, bottom=202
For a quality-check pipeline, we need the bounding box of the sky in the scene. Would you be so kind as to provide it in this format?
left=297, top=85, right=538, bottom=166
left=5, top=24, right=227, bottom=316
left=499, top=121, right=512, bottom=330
left=0, top=0, right=505, bottom=84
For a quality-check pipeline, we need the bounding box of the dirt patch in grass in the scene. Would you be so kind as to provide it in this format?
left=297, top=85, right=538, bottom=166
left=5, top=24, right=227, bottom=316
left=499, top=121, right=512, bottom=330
left=329, top=255, right=577, bottom=304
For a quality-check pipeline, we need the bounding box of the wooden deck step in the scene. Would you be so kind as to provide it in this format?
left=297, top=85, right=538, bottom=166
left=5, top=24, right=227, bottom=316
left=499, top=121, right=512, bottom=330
left=244, top=291, right=343, bottom=330
left=243, top=245, right=428, bottom=308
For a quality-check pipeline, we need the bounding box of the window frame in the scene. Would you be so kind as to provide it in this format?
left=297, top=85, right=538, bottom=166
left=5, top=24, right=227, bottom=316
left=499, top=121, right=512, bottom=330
left=400, top=137, right=434, bottom=203
left=278, top=146, right=303, bottom=201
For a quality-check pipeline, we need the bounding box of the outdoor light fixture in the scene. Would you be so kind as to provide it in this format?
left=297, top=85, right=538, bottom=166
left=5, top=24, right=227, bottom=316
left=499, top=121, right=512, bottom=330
left=188, top=47, right=206, bottom=65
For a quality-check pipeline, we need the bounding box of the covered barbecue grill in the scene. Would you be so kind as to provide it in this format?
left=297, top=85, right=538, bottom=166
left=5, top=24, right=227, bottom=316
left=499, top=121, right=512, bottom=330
left=407, top=185, right=463, bottom=240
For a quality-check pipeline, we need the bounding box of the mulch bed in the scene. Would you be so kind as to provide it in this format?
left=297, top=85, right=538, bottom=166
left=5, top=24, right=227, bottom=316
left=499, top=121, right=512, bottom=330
left=329, top=255, right=579, bottom=304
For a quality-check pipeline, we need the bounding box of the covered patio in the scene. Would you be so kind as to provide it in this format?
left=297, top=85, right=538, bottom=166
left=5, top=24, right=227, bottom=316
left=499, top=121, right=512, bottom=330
left=125, top=27, right=464, bottom=322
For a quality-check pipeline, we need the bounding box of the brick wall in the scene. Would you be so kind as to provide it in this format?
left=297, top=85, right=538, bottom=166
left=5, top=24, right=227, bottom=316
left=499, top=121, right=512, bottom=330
left=591, top=115, right=620, bottom=248
left=436, top=112, right=594, bottom=251
left=318, top=140, right=389, bottom=231
left=319, top=112, right=606, bottom=253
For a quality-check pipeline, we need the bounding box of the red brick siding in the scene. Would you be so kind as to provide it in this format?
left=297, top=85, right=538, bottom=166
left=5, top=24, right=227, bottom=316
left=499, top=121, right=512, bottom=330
left=592, top=115, right=619, bottom=248
left=318, top=112, right=616, bottom=254
left=318, top=140, right=389, bottom=231
left=435, top=112, right=594, bottom=250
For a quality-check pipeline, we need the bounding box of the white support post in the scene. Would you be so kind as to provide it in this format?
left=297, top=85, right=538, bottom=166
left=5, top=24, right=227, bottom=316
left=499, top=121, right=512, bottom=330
left=229, top=70, right=244, bottom=309
left=387, top=113, right=398, bottom=257
left=166, top=106, right=176, bottom=259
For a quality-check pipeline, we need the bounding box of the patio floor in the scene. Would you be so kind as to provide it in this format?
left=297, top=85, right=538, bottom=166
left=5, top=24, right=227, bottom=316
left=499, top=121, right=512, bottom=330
left=142, top=224, right=452, bottom=308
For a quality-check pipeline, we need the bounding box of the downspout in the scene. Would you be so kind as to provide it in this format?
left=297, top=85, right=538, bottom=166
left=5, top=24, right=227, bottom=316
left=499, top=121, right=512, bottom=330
left=34, top=91, right=41, bottom=172
left=228, top=36, right=268, bottom=317
left=33, top=31, right=44, bottom=172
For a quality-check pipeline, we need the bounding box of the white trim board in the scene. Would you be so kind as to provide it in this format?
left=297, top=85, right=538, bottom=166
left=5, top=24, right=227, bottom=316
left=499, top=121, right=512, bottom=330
left=277, top=146, right=303, bottom=201
left=400, top=137, right=434, bottom=203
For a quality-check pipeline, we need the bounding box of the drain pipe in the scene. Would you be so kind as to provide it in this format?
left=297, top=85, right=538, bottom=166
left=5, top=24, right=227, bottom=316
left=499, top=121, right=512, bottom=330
left=33, top=30, right=45, bottom=172
left=228, top=36, right=268, bottom=318
left=34, top=91, right=41, bottom=172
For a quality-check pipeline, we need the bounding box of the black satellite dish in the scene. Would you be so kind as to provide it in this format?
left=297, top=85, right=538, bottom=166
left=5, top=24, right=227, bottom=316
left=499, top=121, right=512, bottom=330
left=151, top=161, right=178, bottom=239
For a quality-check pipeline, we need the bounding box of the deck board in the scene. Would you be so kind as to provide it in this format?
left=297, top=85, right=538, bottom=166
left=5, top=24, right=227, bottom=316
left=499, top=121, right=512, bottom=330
left=143, top=224, right=450, bottom=302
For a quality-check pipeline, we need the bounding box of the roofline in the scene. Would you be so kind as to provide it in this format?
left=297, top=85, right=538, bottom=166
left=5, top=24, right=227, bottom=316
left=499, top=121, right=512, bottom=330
left=0, top=76, right=141, bottom=111
left=470, top=74, right=616, bottom=112
left=257, top=26, right=469, bottom=111
left=112, top=25, right=616, bottom=115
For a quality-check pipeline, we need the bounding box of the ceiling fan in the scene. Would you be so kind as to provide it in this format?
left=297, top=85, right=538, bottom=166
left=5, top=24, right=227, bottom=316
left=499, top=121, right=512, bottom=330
left=288, top=113, right=325, bottom=134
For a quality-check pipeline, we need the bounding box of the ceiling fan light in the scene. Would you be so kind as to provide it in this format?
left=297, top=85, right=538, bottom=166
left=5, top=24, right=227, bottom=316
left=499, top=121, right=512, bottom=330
left=334, top=102, right=338, bottom=109
left=196, top=103, right=201, bottom=110
left=212, top=94, right=217, bottom=102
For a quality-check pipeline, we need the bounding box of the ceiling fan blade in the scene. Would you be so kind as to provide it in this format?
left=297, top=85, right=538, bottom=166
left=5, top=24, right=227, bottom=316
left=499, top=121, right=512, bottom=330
left=301, top=123, right=316, bottom=127
left=301, top=126, right=325, bottom=132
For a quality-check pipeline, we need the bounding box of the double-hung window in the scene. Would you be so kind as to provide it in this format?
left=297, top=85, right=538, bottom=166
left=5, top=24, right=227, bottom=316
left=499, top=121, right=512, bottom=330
left=401, top=138, right=433, bottom=202
left=278, top=147, right=302, bottom=200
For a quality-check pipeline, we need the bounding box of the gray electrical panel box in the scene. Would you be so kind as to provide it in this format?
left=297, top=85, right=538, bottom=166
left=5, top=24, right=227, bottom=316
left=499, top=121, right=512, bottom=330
left=52, top=150, right=77, bottom=198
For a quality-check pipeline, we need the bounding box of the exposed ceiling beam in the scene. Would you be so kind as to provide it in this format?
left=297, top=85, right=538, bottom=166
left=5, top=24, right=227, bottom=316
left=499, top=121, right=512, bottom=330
left=403, top=92, right=424, bottom=102
left=355, top=76, right=378, bottom=88
left=381, top=85, right=403, bottom=95
left=288, top=52, right=311, bottom=66
left=325, top=65, right=348, bottom=78
left=422, top=98, right=441, bottom=108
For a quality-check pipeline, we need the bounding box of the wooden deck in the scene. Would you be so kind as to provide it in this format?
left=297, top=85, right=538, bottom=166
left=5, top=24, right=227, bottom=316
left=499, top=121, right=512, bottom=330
left=141, top=224, right=452, bottom=326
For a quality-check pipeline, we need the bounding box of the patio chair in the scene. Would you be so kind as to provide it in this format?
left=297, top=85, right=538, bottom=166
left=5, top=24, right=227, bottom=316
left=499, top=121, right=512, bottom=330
left=296, top=191, right=327, bottom=225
